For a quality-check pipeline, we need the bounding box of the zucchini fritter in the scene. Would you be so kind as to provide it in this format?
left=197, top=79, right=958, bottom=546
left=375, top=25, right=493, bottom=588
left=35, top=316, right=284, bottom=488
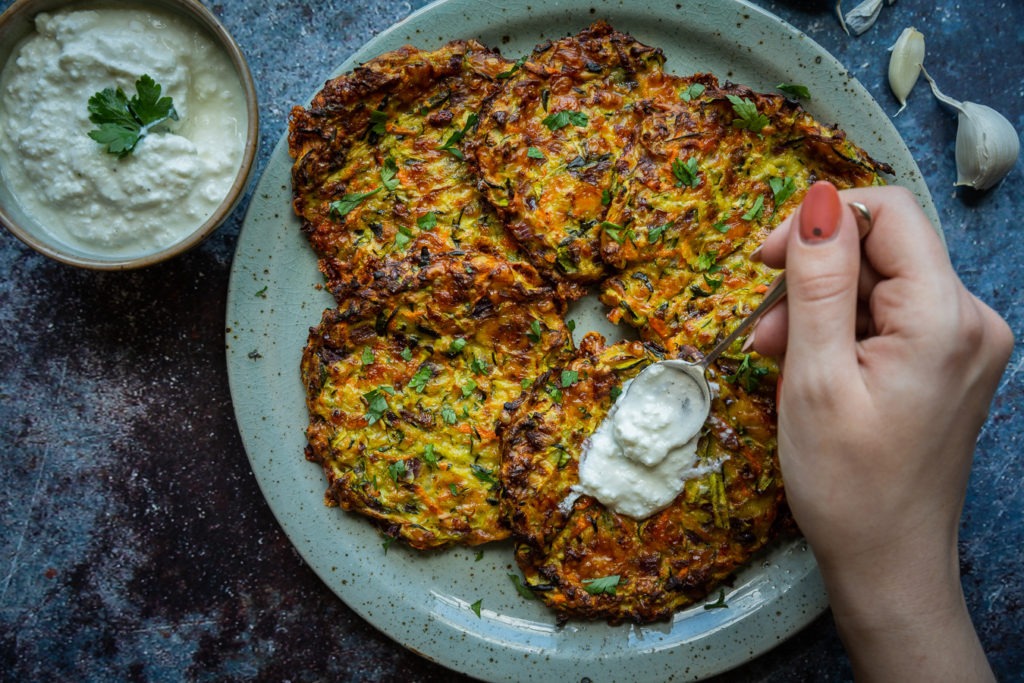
left=599, top=74, right=893, bottom=353
left=289, top=41, right=527, bottom=300
left=468, top=22, right=671, bottom=298
left=500, top=335, right=785, bottom=623
left=302, top=254, right=572, bottom=548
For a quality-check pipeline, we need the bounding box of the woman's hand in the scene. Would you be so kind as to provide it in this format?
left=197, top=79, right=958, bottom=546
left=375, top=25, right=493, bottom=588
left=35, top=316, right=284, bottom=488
left=750, top=181, right=1012, bottom=681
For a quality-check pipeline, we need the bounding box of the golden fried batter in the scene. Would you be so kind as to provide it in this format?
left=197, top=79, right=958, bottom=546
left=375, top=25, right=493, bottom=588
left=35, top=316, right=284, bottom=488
left=302, top=254, right=572, bottom=548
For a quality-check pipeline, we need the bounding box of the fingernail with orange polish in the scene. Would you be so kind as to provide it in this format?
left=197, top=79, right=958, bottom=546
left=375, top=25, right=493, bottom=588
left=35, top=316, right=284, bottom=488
left=799, top=181, right=841, bottom=243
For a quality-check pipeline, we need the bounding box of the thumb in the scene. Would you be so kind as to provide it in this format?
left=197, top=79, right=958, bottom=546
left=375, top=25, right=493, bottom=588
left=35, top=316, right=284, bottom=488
left=783, top=181, right=861, bottom=375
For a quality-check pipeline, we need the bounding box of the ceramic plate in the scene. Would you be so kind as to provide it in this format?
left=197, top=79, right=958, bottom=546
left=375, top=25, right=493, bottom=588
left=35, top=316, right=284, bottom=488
left=226, top=1, right=934, bottom=680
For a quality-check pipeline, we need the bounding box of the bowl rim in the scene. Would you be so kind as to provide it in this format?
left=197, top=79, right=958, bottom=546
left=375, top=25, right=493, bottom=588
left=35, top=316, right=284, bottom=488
left=0, top=0, right=261, bottom=270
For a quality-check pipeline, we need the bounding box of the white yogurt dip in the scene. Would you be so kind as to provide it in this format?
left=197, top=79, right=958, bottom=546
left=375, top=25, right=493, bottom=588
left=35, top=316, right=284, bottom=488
left=575, top=363, right=717, bottom=519
left=0, top=6, right=248, bottom=258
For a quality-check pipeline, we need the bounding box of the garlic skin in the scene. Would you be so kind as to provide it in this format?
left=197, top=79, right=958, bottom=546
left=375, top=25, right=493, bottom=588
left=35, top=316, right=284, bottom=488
left=845, top=0, right=884, bottom=35
left=888, top=27, right=924, bottom=115
left=923, top=69, right=1021, bottom=191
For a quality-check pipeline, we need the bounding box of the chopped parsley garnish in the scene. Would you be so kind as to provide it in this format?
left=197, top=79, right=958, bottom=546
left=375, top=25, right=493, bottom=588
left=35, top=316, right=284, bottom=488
left=561, top=370, right=579, bottom=388
left=423, top=443, right=438, bottom=466
left=541, top=109, right=588, bottom=131
left=401, top=347, right=414, bottom=361
left=438, top=113, right=478, bottom=159
left=394, top=224, right=414, bottom=249
left=696, top=250, right=718, bottom=272
left=329, top=188, right=382, bottom=218
left=703, top=589, right=729, bottom=610
left=475, top=550, right=484, bottom=561
left=680, top=82, right=706, bottom=101
left=545, top=383, right=563, bottom=404
left=441, top=405, right=458, bottom=425
left=469, top=356, right=489, bottom=375
left=449, top=338, right=468, bottom=354
left=713, top=219, right=731, bottom=233
left=471, top=463, right=499, bottom=486
left=87, top=75, right=178, bottom=157
left=526, top=146, right=546, bottom=160
left=725, top=353, right=769, bottom=391
left=254, top=286, right=268, bottom=298
left=601, top=188, right=612, bottom=206
left=601, top=221, right=625, bottom=244
left=461, top=379, right=478, bottom=398
left=609, top=386, right=623, bottom=401
left=380, top=157, right=400, bottom=191
left=769, top=176, right=797, bottom=208
left=382, top=535, right=395, bottom=554
left=361, top=346, right=374, bottom=365
left=470, top=599, right=483, bottom=617
left=671, top=156, right=700, bottom=188
left=362, top=389, right=389, bottom=425
left=648, top=223, right=668, bottom=242
left=408, top=366, right=433, bottom=393
left=369, top=109, right=388, bottom=135
left=521, top=377, right=534, bottom=389
left=582, top=575, right=620, bottom=595
left=496, top=55, right=527, bottom=79
left=527, top=319, right=543, bottom=343
left=776, top=82, right=811, bottom=100
left=727, top=94, right=770, bottom=133
left=742, top=194, right=765, bottom=221
left=509, top=573, right=537, bottom=600
left=387, top=460, right=406, bottom=482
left=417, top=212, right=438, bottom=230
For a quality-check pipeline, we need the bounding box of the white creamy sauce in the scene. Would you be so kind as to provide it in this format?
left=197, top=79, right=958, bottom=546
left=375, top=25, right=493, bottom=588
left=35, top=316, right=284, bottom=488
left=575, top=363, right=717, bottom=520
left=0, top=6, right=248, bottom=258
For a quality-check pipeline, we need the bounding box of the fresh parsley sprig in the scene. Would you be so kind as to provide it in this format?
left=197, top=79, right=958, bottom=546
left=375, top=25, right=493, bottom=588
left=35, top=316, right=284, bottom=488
left=87, top=75, right=178, bottom=157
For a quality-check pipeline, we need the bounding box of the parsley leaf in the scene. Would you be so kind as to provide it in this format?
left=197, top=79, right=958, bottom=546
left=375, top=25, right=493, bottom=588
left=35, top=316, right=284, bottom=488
left=703, top=589, right=729, bottom=610
left=712, top=219, right=731, bottom=233
left=470, top=599, right=483, bottom=617
left=87, top=75, right=178, bottom=157
left=601, top=188, right=612, bottom=206
left=388, top=460, right=406, bottom=482
left=776, top=83, right=811, bottom=100
left=610, top=386, right=623, bottom=401
left=509, top=573, right=537, bottom=600
left=417, top=212, right=438, bottom=230
left=361, top=346, right=374, bottom=365
left=438, top=114, right=478, bottom=159
left=423, top=443, right=438, bottom=467
left=526, top=146, right=545, bottom=160
left=602, top=221, right=625, bottom=244
left=648, top=223, right=668, bottom=242
left=583, top=575, right=620, bottom=595
left=441, top=406, right=458, bottom=425
left=542, top=110, right=588, bottom=131
left=362, top=389, right=389, bottom=425
left=727, top=94, right=769, bottom=133
left=561, top=370, right=579, bottom=388
left=672, top=156, right=700, bottom=188
left=470, top=356, right=489, bottom=375
left=449, top=338, right=468, bottom=354
left=769, top=176, right=797, bottom=208
left=527, top=319, right=543, bottom=343
left=680, top=82, right=706, bottom=102
left=496, top=55, right=527, bottom=79
left=369, top=110, right=388, bottom=135
left=408, top=366, right=433, bottom=393
left=742, top=194, right=765, bottom=221
left=461, top=379, right=478, bottom=398
left=394, top=224, right=414, bottom=249
left=401, top=347, right=414, bottom=361
left=329, top=188, right=382, bottom=218
left=380, top=157, right=400, bottom=191
left=471, top=463, right=499, bottom=486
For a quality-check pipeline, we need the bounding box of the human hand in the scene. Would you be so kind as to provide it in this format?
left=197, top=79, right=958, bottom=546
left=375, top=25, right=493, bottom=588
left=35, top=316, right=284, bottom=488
left=750, top=181, right=1012, bottom=680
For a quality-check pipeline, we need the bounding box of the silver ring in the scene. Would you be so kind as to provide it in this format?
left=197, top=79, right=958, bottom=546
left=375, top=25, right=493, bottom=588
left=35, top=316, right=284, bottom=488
left=849, top=201, right=873, bottom=239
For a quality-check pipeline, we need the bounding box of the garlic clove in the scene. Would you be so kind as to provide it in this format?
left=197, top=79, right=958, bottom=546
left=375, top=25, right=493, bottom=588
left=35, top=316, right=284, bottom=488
left=888, top=27, right=925, bottom=115
left=845, top=0, right=885, bottom=35
left=923, top=68, right=1021, bottom=191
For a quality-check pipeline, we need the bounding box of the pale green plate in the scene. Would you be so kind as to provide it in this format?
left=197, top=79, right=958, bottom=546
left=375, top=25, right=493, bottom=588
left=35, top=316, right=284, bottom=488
left=226, top=1, right=933, bottom=680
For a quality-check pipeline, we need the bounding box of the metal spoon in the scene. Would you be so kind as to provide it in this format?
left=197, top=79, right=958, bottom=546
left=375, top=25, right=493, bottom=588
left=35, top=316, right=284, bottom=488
left=621, top=202, right=874, bottom=445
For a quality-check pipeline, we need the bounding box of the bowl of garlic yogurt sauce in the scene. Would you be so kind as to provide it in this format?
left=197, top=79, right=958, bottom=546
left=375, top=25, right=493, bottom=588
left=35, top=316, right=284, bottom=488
left=0, top=0, right=258, bottom=269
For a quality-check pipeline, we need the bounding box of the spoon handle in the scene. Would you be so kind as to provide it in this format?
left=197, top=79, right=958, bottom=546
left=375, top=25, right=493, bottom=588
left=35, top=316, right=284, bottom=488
left=700, top=273, right=787, bottom=368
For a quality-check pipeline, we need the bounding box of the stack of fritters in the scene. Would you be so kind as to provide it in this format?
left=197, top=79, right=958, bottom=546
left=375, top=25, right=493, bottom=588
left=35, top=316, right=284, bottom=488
left=289, top=21, right=892, bottom=621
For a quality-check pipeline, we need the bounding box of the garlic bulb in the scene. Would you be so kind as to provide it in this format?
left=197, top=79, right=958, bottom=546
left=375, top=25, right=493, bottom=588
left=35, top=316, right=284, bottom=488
left=888, top=27, right=924, bottom=115
left=923, top=68, right=1021, bottom=191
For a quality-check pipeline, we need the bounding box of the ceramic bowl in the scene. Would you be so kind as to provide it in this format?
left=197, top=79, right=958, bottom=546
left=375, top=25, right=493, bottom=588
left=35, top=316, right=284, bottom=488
left=0, top=0, right=259, bottom=269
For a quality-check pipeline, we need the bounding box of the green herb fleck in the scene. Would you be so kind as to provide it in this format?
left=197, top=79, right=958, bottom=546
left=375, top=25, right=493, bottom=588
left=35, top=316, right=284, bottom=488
left=361, top=346, right=374, bottom=365
left=87, top=75, right=178, bottom=157
left=776, top=82, right=811, bottom=100
left=329, top=188, right=382, bottom=219
left=369, top=110, right=388, bottom=135
left=470, top=599, right=483, bottom=617
left=703, top=589, right=729, bottom=610
left=521, top=377, right=534, bottom=389
left=394, top=224, right=414, bottom=249
left=602, top=221, right=625, bottom=244
left=648, top=223, right=668, bottom=242
left=496, top=55, right=527, bottom=79
left=449, top=337, right=468, bottom=354
left=423, top=443, right=438, bottom=466
left=727, top=95, right=770, bottom=133
left=509, top=573, right=537, bottom=600
left=768, top=176, right=797, bottom=208
left=382, top=535, right=395, bottom=554
left=541, top=109, right=589, bottom=131
left=387, top=460, right=406, bottom=482
left=438, top=113, right=478, bottom=159
left=671, top=156, right=700, bottom=188
left=742, top=194, right=765, bottom=221
left=471, top=463, right=499, bottom=486
left=441, top=405, right=458, bottom=425
left=601, top=188, right=612, bottom=206
left=526, top=146, right=545, bottom=160
left=712, top=219, right=731, bottom=233
left=408, top=366, right=433, bottom=393
left=380, top=157, right=400, bottom=191
left=609, top=386, right=623, bottom=401
left=725, top=353, right=769, bottom=391
left=527, top=319, right=543, bottom=343
left=462, top=379, right=478, bottom=398
left=362, top=389, right=389, bottom=425
left=561, top=370, right=579, bottom=388
left=417, top=212, right=438, bottom=230
left=470, top=356, right=489, bottom=375
left=680, top=82, right=706, bottom=102
left=475, top=550, right=485, bottom=561
left=583, top=575, right=620, bottom=595
left=401, top=347, right=414, bottom=362
left=255, top=286, right=268, bottom=298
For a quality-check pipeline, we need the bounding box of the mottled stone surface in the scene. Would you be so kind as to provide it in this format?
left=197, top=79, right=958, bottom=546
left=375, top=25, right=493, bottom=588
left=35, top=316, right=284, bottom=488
left=0, top=0, right=1021, bottom=681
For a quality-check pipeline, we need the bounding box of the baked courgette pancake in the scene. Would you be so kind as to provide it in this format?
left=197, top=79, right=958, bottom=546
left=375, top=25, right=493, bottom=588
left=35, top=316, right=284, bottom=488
left=288, top=22, right=892, bottom=621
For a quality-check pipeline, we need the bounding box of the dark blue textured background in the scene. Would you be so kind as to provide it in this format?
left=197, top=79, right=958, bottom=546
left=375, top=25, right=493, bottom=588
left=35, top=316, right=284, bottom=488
left=1, top=1, right=1021, bottom=680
